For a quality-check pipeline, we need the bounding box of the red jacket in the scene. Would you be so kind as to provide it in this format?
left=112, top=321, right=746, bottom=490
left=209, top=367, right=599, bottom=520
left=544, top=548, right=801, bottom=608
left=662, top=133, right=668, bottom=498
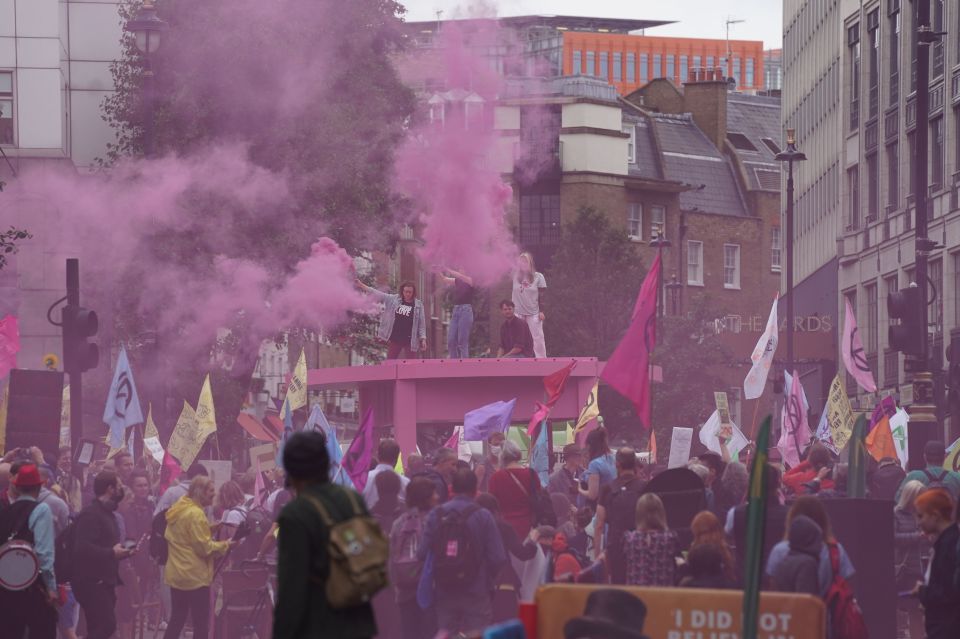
left=782, top=461, right=834, bottom=495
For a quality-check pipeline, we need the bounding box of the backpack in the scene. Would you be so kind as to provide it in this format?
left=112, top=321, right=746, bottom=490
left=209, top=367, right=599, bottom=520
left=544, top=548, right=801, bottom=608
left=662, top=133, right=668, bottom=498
left=824, top=543, right=869, bottom=639
left=232, top=507, right=271, bottom=562
left=302, top=488, right=388, bottom=609
left=53, top=519, right=77, bottom=584
left=149, top=509, right=169, bottom=566
left=870, top=460, right=905, bottom=501
left=923, top=468, right=950, bottom=492
left=432, top=503, right=482, bottom=588
left=389, top=511, right=425, bottom=588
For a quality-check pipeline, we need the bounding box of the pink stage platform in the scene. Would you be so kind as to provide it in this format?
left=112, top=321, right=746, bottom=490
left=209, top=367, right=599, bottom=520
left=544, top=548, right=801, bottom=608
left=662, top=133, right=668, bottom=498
left=306, top=357, right=606, bottom=455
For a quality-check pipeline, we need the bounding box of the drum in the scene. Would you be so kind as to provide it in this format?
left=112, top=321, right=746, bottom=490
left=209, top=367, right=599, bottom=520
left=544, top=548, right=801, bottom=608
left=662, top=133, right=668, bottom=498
left=0, top=540, right=40, bottom=591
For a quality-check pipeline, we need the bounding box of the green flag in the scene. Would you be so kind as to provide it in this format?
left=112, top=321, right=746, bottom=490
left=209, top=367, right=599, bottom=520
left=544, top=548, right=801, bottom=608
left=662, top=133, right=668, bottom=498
left=847, top=413, right=869, bottom=498
left=742, top=415, right=772, bottom=639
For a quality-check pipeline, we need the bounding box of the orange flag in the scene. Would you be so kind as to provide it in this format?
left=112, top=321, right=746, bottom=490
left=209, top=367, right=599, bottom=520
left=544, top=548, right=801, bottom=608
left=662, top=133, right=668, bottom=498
left=865, top=416, right=898, bottom=462
left=650, top=429, right=658, bottom=464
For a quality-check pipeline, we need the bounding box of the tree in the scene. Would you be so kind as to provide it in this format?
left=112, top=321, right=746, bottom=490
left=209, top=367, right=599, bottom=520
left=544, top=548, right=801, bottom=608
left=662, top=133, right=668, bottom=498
left=95, top=0, right=417, bottom=457
left=0, top=226, right=31, bottom=271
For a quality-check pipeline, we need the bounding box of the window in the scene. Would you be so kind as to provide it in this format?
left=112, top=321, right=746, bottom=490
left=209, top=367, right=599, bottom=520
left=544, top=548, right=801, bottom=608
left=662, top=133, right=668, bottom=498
left=650, top=205, right=666, bottom=239
left=727, top=132, right=758, bottom=151
left=954, top=253, right=960, bottom=326
left=624, top=124, right=636, bottom=163
left=519, top=193, right=561, bottom=247
left=867, top=153, right=879, bottom=219
left=931, top=259, right=944, bottom=335
left=653, top=54, right=662, bottom=78
left=889, top=3, right=900, bottom=104
left=732, top=57, right=741, bottom=85
left=955, top=109, right=960, bottom=169
left=866, top=283, right=878, bottom=353
left=771, top=227, right=782, bottom=272
left=693, top=55, right=701, bottom=70
left=627, top=53, right=636, bottom=82
left=848, top=23, right=860, bottom=131
left=666, top=55, right=675, bottom=80
left=586, top=52, right=595, bottom=76
left=0, top=72, right=11, bottom=145
left=687, top=240, right=703, bottom=285
left=627, top=204, right=643, bottom=239
left=680, top=55, right=688, bottom=83
left=613, top=53, right=622, bottom=81
left=933, top=0, right=944, bottom=78
left=868, top=11, right=879, bottom=117
left=640, top=54, right=649, bottom=83
left=931, top=117, right=945, bottom=188
left=908, top=131, right=917, bottom=197
left=723, top=244, right=741, bottom=289
left=572, top=50, right=582, bottom=75
left=745, top=58, right=755, bottom=86
left=910, top=0, right=917, bottom=91
left=599, top=53, right=609, bottom=79
left=429, top=101, right=445, bottom=126
left=887, top=142, right=899, bottom=208
left=848, top=165, right=860, bottom=230
left=706, top=55, right=714, bottom=69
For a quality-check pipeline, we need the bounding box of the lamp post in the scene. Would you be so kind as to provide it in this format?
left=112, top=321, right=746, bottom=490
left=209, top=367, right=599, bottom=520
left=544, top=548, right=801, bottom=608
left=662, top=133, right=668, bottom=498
left=126, top=1, right=168, bottom=157
left=775, top=128, right=807, bottom=374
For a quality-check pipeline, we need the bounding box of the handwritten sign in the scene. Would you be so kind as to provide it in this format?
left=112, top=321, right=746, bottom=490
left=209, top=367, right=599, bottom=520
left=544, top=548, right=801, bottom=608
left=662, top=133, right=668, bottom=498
left=667, top=427, right=694, bottom=469
left=827, top=374, right=854, bottom=451
left=714, top=392, right=731, bottom=427
left=166, top=401, right=206, bottom=468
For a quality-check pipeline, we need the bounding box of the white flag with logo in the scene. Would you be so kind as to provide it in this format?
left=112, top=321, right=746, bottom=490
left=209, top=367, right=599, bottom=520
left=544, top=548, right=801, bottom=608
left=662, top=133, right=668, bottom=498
left=103, top=346, right=144, bottom=448
left=743, top=294, right=779, bottom=400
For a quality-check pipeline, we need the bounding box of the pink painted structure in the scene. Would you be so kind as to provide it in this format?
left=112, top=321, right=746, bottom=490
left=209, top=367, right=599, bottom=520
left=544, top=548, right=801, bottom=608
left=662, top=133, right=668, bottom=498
left=306, top=357, right=606, bottom=455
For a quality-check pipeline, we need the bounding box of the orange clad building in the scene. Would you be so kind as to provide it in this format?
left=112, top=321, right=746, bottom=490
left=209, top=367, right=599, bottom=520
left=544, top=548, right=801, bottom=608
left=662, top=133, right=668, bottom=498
left=561, top=32, right=765, bottom=94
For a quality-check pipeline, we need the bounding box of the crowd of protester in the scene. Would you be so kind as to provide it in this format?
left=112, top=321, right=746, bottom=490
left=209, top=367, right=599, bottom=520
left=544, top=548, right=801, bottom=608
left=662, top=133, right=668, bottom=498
left=4, top=423, right=960, bottom=639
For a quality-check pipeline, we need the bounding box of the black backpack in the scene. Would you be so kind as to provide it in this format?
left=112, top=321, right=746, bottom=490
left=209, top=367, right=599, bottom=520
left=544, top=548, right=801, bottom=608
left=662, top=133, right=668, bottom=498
left=433, top=504, right=482, bottom=587
left=923, top=468, right=950, bottom=492
left=870, top=460, right=906, bottom=500
left=149, top=509, right=169, bottom=566
left=54, top=518, right=77, bottom=584
left=232, top=507, right=271, bottom=561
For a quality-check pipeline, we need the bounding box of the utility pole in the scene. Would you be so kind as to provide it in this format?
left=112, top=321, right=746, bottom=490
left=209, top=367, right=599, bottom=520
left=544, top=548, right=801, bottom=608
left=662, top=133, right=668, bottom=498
left=908, top=0, right=939, bottom=470
left=62, top=259, right=99, bottom=476
left=725, top=18, right=745, bottom=81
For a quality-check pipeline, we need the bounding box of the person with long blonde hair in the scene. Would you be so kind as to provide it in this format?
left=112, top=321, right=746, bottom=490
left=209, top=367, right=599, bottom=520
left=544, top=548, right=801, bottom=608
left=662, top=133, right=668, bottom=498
left=512, top=252, right=547, bottom=357
left=622, top=493, right=677, bottom=586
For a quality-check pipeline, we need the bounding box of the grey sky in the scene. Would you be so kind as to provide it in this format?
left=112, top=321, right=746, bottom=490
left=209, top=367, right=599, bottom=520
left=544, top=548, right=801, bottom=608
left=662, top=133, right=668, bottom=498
left=403, top=1, right=783, bottom=50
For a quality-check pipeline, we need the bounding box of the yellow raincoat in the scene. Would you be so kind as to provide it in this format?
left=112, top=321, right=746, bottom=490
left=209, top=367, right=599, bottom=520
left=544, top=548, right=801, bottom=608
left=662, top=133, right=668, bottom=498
left=164, top=495, right=230, bottom=590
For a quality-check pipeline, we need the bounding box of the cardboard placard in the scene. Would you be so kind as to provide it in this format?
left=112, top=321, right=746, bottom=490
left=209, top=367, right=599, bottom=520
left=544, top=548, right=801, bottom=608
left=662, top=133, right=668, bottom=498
left=714, top=391, right=731, bottom=426
left=667, top=427, right=694, bottom=469
left=249, top=443, right=277, bottom=471
left=198, top=460, right=233, bottom=491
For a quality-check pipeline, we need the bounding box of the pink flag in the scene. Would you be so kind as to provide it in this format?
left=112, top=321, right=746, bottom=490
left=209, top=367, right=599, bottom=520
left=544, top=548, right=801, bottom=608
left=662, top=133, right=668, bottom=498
left=254, top=456, right=266, bottom=508
left=526, top=361, right=578, bottom=436
left=159, top=450, right=182, bottom=494
left=777, top=369, right=811, bottom=468
left=442, top=425, right=462, bottom=450
left=526, top=402, right=550, bottom=436
left=342, top=407, right=375, bottom=492
left=0, top=315, right=20, bottom=380
left=600, top=253, right=661, bottom=429
left=841, top=297, right=878, bottom=393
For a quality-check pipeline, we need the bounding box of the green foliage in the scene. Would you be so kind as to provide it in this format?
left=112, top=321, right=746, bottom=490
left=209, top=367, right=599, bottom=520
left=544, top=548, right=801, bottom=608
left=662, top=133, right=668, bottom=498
left=544, top=207, right=647, bottom=360
left=0, top=226, right=31, bottom=271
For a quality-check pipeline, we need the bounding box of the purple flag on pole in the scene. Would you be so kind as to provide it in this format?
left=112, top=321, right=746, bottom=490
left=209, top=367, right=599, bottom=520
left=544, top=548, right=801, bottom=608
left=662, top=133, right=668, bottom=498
left=777, top=369, right=811, bottom=468
left=464, top=399, right=516, bottom=441
left=342, top=407, right=375, bottom=492
left=842, top=297, right=878, bottom=393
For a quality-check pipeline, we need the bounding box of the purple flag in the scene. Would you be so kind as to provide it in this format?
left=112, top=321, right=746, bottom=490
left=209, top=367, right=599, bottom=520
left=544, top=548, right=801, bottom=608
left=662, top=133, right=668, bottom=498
left=777, top=369, right=811, bottom=468
left=464, top=398, right=516, bottom=441
left=600, top=253, right=660, bottom=429
left=342, top=407, right=375, bottom=492
left=869, top=396, right=898, bottom=433
left=842, top=297, right=878, bottom=393
left=0, top=315, right=20, bottom=380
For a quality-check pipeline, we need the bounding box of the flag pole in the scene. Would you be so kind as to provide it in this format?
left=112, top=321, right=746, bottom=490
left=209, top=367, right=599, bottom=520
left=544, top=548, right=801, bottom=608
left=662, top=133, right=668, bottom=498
left=748, top=398, right=762, bottom=440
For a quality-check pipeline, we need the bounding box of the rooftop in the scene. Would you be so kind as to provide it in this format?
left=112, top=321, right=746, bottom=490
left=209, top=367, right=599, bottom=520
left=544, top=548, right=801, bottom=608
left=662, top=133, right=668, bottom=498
left=403, top=15, right=672, bottom=35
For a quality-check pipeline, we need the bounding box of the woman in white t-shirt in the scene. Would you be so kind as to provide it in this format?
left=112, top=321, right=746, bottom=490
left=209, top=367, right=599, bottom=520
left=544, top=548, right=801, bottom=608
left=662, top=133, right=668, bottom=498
left=216, top=480, right=248, bottom=539
left=512, top=252, right=547, bottom=357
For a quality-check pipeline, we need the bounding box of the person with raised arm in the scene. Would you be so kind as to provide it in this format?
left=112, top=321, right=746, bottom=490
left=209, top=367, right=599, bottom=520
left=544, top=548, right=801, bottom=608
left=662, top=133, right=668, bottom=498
left=356, top=279, right=427, bottom=359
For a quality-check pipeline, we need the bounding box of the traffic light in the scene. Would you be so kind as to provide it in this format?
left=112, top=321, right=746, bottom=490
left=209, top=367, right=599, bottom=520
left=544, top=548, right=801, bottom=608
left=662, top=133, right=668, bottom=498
left=62, top=305, right=99, bottom=372
left=887, top=284, right=923, bottom=356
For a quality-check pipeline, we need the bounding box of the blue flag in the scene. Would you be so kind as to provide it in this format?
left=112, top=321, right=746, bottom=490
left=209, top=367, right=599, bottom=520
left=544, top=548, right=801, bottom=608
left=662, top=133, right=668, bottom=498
left=463, top=399, right=517, bottom=442
left=276, top=398, right=294, bottom=468
left=102, top=346, right=144, bottom=448
left=321, top=414, right=354, bottom=488
left=530, top=419, right=550, bottom=487
left=304, top=403, right=332, bottom=434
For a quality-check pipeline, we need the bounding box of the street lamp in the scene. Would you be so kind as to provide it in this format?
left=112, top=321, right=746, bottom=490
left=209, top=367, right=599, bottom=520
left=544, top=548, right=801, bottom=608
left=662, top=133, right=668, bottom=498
left=775, top=128, right=806, bottom=373
left=650, top=231, right=672, bottom=318
left=665, top=273, right=682, bottom=316
left=126, top=1, right=168, bottom=157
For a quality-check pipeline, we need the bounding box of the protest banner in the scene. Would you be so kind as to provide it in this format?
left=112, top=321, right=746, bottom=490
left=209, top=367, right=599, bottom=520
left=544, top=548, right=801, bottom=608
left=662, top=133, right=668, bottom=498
left=166, top=401, right=204, bottom=468
left=667, top=427, right=693, bottom=469
left=198, top=460, right=233, bottom=491
left=826, top=373, right=855, bottom=451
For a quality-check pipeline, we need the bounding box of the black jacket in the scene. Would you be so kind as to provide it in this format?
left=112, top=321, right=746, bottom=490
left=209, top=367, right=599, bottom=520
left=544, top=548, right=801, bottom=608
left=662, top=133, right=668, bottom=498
left=918, top=524, right=960, bottom=639
left=73, top=499, right=121, bottom=586
left=272, top=483, right=377, bottom=639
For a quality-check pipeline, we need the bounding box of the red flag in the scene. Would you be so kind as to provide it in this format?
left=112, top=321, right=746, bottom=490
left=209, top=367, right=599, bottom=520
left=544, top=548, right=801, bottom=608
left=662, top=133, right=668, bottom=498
left=543, top=361, right=577, bottom=408
left=526, top=401, right=550, bottom=436
left=159, top=450, right=182, bottom=494
left=342, top=407, right=376, bottom=492
left=600, top=253, right=661, bottom=429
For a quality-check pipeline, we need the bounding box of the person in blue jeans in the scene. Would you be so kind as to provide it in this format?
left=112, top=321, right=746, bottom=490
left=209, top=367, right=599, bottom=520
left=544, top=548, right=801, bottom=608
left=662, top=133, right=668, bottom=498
left=441, top=267, right=475, bottom=359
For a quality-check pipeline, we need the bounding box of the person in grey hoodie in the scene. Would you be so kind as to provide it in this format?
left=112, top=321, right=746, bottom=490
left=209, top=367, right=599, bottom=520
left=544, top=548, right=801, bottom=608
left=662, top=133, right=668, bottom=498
left=356, top=279, right=427, bottom=359
left=771, top=515, right=822, bottom=596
